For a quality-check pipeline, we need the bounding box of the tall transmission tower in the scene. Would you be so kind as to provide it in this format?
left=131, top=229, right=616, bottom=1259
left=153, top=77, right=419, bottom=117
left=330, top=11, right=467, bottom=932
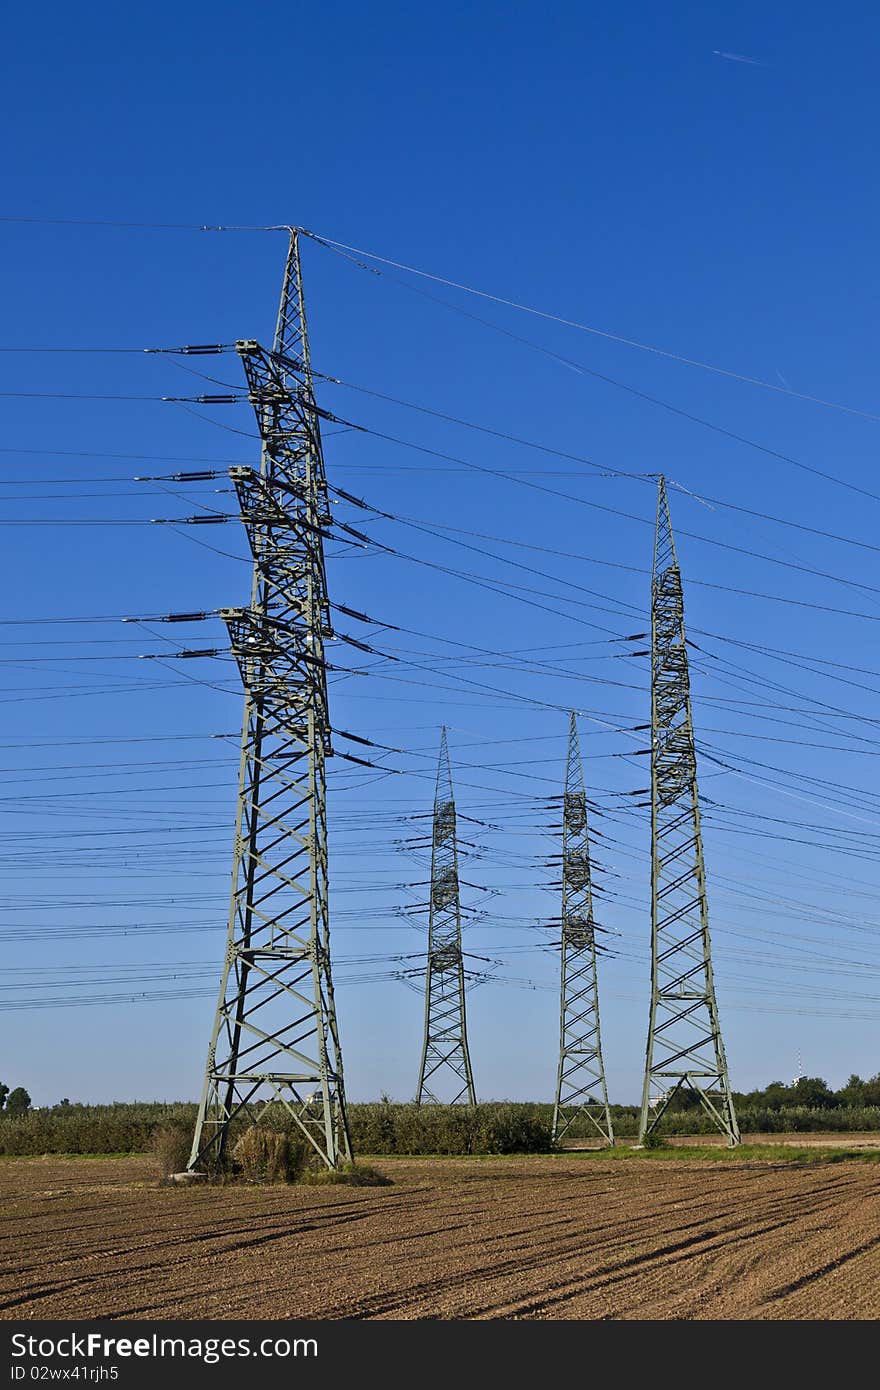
left=188, top=230, right=351, bottom=1172
left=639, top=476, right=739, bottom=1146
left=415, top=728, right=477, bottom=1105
left=552, top=713, right=614, bottom=1146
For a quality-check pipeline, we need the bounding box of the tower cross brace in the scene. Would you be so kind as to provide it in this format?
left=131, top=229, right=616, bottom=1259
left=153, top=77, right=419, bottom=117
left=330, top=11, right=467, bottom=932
left=552, top=713, right=614, bottom=1146
left=639, top=476, right=739, bottom=1146
left=188, top=231, right=351, bottom=1171
left=416, top=728, right=477, bottom=1105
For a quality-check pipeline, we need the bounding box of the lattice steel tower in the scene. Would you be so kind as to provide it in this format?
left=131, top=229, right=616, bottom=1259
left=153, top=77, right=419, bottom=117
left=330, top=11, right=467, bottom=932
left=189, top=230, right=351, bottom=1171
left=416, top=728, right=477, bottom=1105
left=552, top=713, right=613, bottom=1146
left=638, top=477, right=739, bottom=1146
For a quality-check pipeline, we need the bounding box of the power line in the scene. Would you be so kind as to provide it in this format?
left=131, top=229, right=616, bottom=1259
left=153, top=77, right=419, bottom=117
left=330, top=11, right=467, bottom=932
left=310, top=256, right=880, bottom=506
left=0, top=216, right=286, bottom=231
left=5, top=214, right=877, bottom=426
left=304, top=227, right=880, bottom=424
left=318, top=405, right=880, bottom=601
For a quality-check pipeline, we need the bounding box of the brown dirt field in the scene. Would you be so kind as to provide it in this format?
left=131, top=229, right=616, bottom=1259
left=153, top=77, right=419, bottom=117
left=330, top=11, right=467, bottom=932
left=557, top=1132, right=880, bottom=1150
left=673, top=1132, right=880, bottom=1149
left=1, top=1153, right=878, bottom=1320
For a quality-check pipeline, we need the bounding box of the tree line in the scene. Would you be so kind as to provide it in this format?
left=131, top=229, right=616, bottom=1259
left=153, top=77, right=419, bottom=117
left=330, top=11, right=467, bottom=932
left=0, top=1082, right=31, bottom=1115
left=661, top=1074, right=880, bottom=1113
left=1, top=1067, right=873, bottom=1123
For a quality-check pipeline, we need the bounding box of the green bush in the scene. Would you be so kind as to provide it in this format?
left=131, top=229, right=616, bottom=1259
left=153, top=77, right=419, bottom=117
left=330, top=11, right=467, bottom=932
left=0, top=1102, right=198, bottom=1156
left=1, top=1098, right=879, bottom=1158
left=300, top=1162, right=391, bottom=1187
left=347, top=1102, right=552, bottom=1155
left=345, top=1097, right=400, bottom=1154
left=474, top=1103, right=552, bottom=1154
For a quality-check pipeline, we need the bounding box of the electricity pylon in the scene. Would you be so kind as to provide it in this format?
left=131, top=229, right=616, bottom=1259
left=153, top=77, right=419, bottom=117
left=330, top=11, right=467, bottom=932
left=189, top=230, right=351, bottom=1172
left=416, top=728, right=477, bottom=1105
left=639, top=476, right=739, bottom=1146
left=552, top=713, right=614, bottom=1146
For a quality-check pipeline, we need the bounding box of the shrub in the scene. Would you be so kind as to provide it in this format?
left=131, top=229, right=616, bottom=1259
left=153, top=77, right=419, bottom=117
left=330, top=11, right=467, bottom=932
left=152, top=1123, right=193, bottom=1178
left=0, top=1101, right=199, bottom=1156
left=641, top=1130, right=667, bottom=1150
left=347, top=1096, right=399, bottom=1154
left=474, top=1103, right=552, bottom=1154
left=1, top=1099, right=879, bottom=1158
left=394, top=1103, right=476, bottom=1155
left=232, top=1125, right=305, bottom=1183
left=347, top=1102, right=552, bottom=1155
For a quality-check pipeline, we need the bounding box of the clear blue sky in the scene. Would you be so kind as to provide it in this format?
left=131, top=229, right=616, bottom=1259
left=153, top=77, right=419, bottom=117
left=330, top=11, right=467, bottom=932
left=2, top=2, right=879, bottom=1105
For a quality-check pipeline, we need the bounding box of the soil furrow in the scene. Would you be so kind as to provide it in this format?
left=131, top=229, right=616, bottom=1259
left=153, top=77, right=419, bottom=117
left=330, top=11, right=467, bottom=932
left=3, top=1154, right=877, bottom=1320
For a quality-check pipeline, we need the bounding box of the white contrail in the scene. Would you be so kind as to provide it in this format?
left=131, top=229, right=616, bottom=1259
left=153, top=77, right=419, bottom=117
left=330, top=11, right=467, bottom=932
left=712, top=49, right=768, bottom=66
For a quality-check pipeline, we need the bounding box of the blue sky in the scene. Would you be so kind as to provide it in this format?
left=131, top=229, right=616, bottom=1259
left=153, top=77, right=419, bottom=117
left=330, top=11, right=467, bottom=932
left=2, top=2, right=880, bottom=1105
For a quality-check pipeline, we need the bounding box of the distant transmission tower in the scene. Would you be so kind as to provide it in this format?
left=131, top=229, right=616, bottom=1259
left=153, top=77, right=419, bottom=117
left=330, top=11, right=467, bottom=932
left=552, top=713, right=613, bottom=1146
left=189, top=230, right=351, bottom=1171
left=415, top=728, right=477, bottom=1105
left=639, top=476, right=739, bottom=1146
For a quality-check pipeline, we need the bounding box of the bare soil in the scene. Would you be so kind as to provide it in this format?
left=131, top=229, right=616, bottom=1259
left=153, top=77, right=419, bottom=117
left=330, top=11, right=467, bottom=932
left=672, top=1132, right=880, bottom=1149
left=557, top=1131, right=880, bottom=1150
left=1, top=1153, right=878, bottom=1320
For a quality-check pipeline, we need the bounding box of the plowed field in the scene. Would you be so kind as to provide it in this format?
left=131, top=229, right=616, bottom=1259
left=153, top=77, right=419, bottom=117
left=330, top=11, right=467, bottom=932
left=2, top=1154, right=878, bottom=1319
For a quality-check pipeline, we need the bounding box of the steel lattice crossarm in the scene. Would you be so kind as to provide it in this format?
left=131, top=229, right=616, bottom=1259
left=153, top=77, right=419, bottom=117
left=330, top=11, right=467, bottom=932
left=552, top=713, right=614, bottom=1146
left=638, top=477, right=739, bottom=1146
left=416, top=728, right=477, bottom=1105
left=188, top=231, right=351, bottom=1172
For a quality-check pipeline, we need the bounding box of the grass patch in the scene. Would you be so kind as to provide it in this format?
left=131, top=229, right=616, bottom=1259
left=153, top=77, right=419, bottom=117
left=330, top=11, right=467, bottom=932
left=0, top=1150, right=145, bottom=1162
left=566, top=1143, right=880, bottom=1164
left=299, top=1162, right=391, bottom=1187
left=0, top=1150, right=146, bottom=1161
